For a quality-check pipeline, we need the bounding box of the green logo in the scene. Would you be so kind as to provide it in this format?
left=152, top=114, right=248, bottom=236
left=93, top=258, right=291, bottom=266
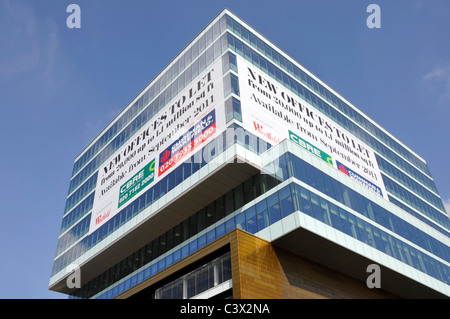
left=289, top=130, right=333, bottom=166
left=118, top=159, right=155, bottom=208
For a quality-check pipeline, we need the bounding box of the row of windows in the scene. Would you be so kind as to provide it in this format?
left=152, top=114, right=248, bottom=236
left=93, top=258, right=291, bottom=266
left=64, top=173, right=97, bottom=215
left=71, top=177, right=449, bottom=299
left=60, top=193, right=94, bottom=235
left=71, top=15, right=228, bottom=177
left=376, top=154, right=444, bottom=211
left=226, top=32, right=438, bottom=196
left=56, top=214, right=91, bottom=255
left=68, top=32, right=229, bottom=197
left=53, top=123, right=273, bottom=273
left=68, top=164, right=281, bottom=299
left=154, top=252, right=232, bottom=299
left=225, top=14, right=432, bottom=178
left=289, top=182, right=450, bottom=286
left=282, top=152, right=450, bottom=263
left=383, top=174, right=450, bottom=230
left=387, top=196, right=449, bottom=238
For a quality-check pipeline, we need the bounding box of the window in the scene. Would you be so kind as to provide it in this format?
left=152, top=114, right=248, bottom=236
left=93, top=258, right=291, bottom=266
left=297, top=185, right=313, bottom=217
left=305, top=163, right=318, bottom=189
left=338, top=208, right=352, bottom=236
left=267, top=193, right=281, bottom=224
left=293, top=156, right=307, bottom=183
left=233, top=184, right=244, bottom=209
left=279, top=185, right=294, bottom=218
left=230, top=73, right=240, bottom=96
left=256, top=199, right=269, bottom=230
left=225, top=191, right=234, bottom=216
left=245, top=206, right=257, bottom=233
left=319, top=198, right=331, bottom=226
left=235, top=212, right=245, bottom=230
left=155, top=252, right=231, bottom=299
left=310, top=193, right=322, bottom=222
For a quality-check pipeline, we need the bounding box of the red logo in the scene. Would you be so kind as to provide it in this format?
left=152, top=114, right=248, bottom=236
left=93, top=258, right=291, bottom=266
left=160, top=149, right=171, bottom=164
left=95, top=209, right=110, bottom=225
left=338, top=164, right=349, bottom=176
left=253, top=121, right=280, bottom=144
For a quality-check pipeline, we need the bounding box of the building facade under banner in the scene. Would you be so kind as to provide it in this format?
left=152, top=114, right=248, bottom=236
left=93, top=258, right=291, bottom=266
left=49, top=9, right=450, bottom=299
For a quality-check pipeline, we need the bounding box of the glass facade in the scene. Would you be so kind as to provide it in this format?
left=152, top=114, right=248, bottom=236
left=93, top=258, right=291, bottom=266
left=51, top=10, right=450, bottom=299
left=225, top=33, right=448, bottom=231
left=52, top=124, right=272, bottom=277
left=68, top=146, right=450, bottom=299
left=154, top=252, right=232, bottom=299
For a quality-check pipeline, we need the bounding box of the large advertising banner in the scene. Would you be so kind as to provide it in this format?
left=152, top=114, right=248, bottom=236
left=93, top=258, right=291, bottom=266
left=89, top=59, right=225, bottom=234
left=236, top=56, right=388, bottom=201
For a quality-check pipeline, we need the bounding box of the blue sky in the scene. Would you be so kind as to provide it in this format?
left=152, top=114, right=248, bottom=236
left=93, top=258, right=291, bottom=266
left=0, top=0, right=449, bottom=299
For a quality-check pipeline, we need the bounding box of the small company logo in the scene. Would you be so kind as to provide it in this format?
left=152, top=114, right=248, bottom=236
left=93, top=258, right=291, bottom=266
left=160, top=149, right=171, bottom=164
left=95, top=209, right=110, bottom=225
left=253, top=121, right=280, bottom=144
left=338, top=164, right=349, bottom=176
left=149, top=159, right=155, bottom=172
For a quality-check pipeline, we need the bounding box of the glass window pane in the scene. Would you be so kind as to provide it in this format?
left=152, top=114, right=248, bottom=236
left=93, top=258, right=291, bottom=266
left=323, top=174, right=335, bottom=198
left=298, top=185, right=313, bottom=216
left=198, top=208, right=206, bottom=232
left=315, top=169, right=327, bottom=194
left=234, top=184, right=244, bottom=209
left=348, top=213, right=359, bottom=239
left=267, top=193, right=281, bottom=224
left=175, top=165, right=183, bottom=185
left=329, top=203, right=341, bottom=230
left=331, top=178, right=344, bottom=204
left=225, top=217, right=235, bottom=233
left=245, top=206, right=257, bottom=233
left=279, top=186, right=294, bottom=218
left=294, top=157, right=307, bottom=182
left=304, top=163, right=317, bottom=188
left=364, top=222, right=376, bottom=248
left=216, top=223, right=225, bottom=238
left=338, top=208, right=352, bottom=235
left=319, top=198, right=331, bottom=225
left=243, top=178, right=256, bottom=204
left=215, top=196, right=225, bottom=221
left=225, top=191, right=234, bottom=216
left=310, top=192, right=322, bottom=222
left=189, top=214, right=198, bottom=235
left=256, top=199, right=269, bottom=230
left=206, top=202, right=215, bottom=227
left=357, top=219, right=369, bottom=245
left=235, top=212, right=245, bottom=230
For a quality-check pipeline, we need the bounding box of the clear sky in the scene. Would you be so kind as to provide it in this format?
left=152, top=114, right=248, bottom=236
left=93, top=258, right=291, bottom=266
left=0, top=0, right=449, bottom=299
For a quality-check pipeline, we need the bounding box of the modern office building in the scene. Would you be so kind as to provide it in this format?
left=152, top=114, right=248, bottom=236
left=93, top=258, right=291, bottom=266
left=49, top=9, right=450, bottom=299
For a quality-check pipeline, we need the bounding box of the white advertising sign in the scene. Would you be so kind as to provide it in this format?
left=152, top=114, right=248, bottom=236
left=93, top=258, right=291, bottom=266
left=237, top=56, right=388, bottom=201
left=89, top=59, right=225, bottom=234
